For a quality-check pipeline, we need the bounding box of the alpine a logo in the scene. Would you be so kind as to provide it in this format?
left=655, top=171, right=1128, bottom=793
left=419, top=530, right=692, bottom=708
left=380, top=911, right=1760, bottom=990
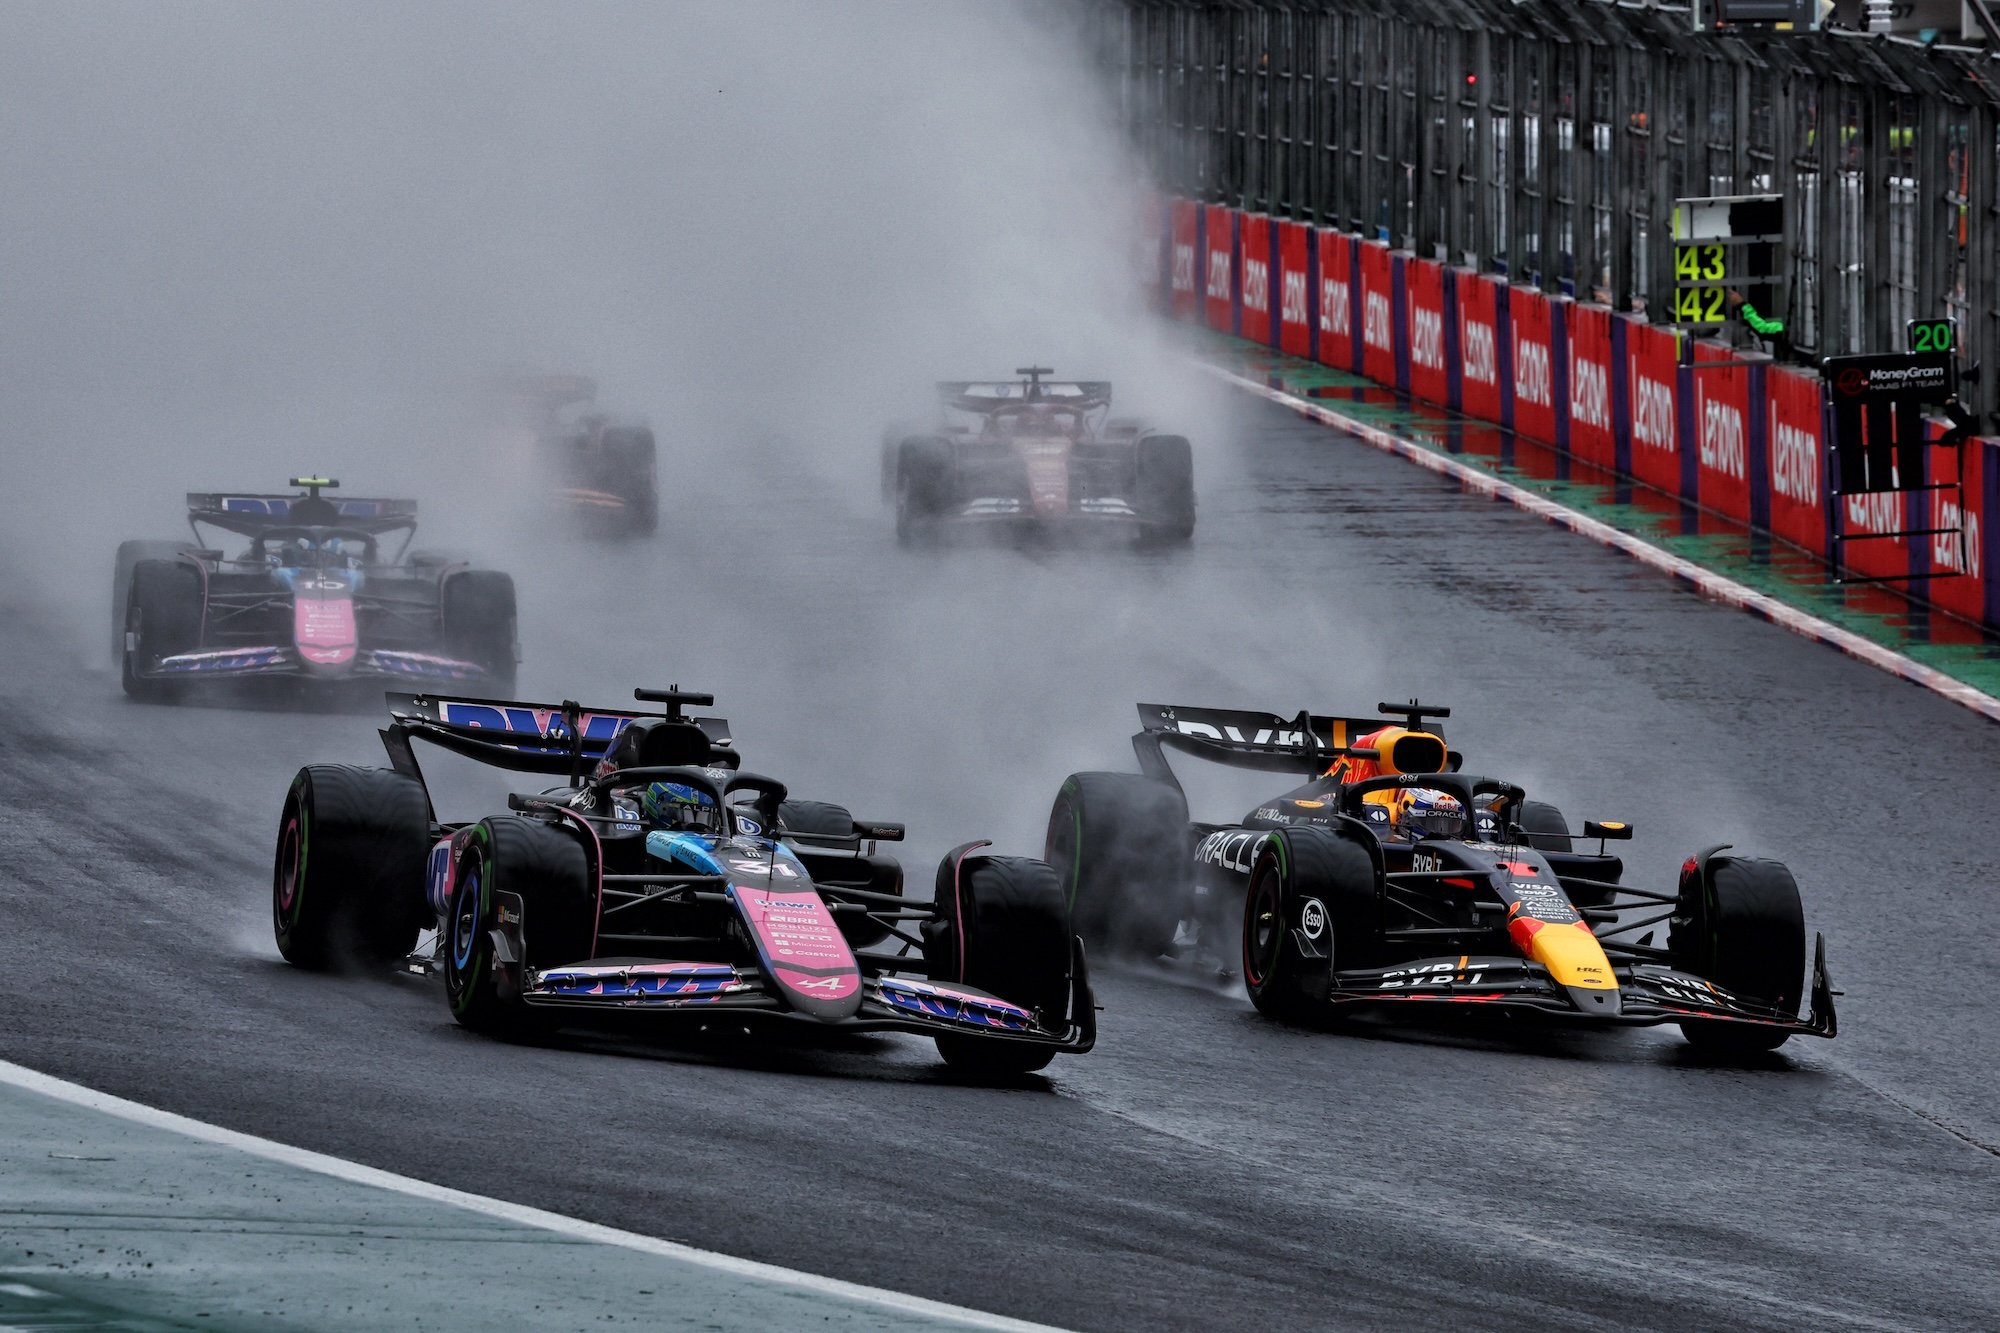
left=791, top=976, right=849, bottom=991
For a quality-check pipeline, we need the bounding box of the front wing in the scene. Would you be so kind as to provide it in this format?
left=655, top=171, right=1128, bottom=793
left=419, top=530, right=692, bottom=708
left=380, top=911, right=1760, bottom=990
left=513, top=948, right=1097, bottom=1054
left=145, top=645, right=489, bottom=683
left=1321, top=934, right=1837, bottom=1039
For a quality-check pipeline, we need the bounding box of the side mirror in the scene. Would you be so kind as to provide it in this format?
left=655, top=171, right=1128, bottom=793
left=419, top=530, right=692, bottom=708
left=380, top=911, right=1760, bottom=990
left=853, top=820, right=906, bottom=842
left=1583, top=820, right=1634, bottom=841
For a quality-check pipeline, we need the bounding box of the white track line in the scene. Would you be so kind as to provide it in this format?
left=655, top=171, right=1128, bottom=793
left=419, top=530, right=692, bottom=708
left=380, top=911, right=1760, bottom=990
left=1199, top=360, right=2000, bottom=725
left=0, top=1058, right=1065, bottom=1333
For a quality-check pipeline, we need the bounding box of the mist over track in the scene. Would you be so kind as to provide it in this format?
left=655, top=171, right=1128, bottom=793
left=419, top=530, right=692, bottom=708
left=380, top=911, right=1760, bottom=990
left=1, top=6, right=1996, bottom=1330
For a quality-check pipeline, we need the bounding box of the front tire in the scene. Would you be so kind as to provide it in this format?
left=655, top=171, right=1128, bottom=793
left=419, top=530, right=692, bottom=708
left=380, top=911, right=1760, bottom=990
left=444, top=816, right=593, bottom=1040
left=1243, top=826, right=1380, bottom=1025
left=273, top=765, right=432, bottom=971
left=1046, top=771, right=1190, bottom=959
left=895, top=437, right=954, bottom=546
left=1670, top=852, right=1806, bottom=1053
left=1134, top=433, right=1195, bottom=544
left=121, top=559, right=202, bottom=702
left=924, top=851, right=1074, bottom=1075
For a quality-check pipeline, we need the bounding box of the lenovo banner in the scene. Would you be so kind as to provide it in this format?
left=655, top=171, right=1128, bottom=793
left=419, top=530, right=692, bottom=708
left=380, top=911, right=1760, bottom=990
left=1203, top=204, right=1237, bottom=333
left=1404, top=258, right=1450, bottom=407
left=1455, top=271, right=1503, bottom=422
left=1168, top=199, right=1201, bottom=321
left=1358, top=241, right=1397, bottom=386
left=1315, top=229, right=1358, bottom=372
left=1239, top=214, right=1276, bottom=347
left=1276, top=221, right=1314, bottom=359
left=1566, top=304, right=1617, bottom=471
left=1508, top=286, right=1561, bottom=445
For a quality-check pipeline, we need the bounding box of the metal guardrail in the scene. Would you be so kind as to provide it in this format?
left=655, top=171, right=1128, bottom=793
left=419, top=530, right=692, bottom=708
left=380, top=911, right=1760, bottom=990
left=1087, top=0, right=2000, bottom=421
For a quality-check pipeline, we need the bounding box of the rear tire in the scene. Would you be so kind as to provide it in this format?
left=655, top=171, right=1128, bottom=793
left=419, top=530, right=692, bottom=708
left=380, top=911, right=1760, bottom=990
left=122, top=559, right=203, bottom=702
left=444, top=816, right=593, bottom=1040
left=924, top=851, right=1073, bottom=1075
left=1670, top=853, right=1806, bottom=1053
left=273, top=765, right=432, bottom=971
left=442, top=570, right=518, bottom=696
left=1046, top=771, right=1190, bottom=959
left=603, top=425, right=657, bottom=537
left=1134, top=433, right=1195, bottom=544
left=895, top=437, right=954, bottom=546
left=1242, top=826, right=1381, bottom=1024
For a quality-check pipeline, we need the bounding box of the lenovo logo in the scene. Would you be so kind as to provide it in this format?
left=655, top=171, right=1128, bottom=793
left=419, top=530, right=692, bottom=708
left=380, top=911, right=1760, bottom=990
left=1410, top=306, right=1444, bottom=371
left=1280, top=270, right=1308, bottom=326
left=1242, top=258, right=1270, bottom=314
left=1462, top=321, right=1497, bottom=387
left=1362, top=291, right=1392, bottom=352
left=1515, top=337, right=1553, bottom=409
left=1206, top=249, right=1231, bottom=301
left=1770, top=411, right=1818, bottom=504
left=1570, top=357, right=1610, bottom=431
left=1170, top=243, right=1196, bottom=294
left=1698, top=390, right=1746, bottom=481
left=1319, top=278, right=1351, bottom=336
left=1632, top=369, right=1674, bottom=453
left=1933, top=495, right=1982, bottom=577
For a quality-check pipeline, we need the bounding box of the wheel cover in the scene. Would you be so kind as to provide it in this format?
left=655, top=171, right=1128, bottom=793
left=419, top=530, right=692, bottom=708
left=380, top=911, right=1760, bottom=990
left=274, top=806, right=306, bottom=930
left=1244, top=860, right=1283, bottom=988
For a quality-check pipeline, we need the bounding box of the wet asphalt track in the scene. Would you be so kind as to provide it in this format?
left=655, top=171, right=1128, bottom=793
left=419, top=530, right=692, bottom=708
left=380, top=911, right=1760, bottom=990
left=2, top=397, right=1998, bottom=1330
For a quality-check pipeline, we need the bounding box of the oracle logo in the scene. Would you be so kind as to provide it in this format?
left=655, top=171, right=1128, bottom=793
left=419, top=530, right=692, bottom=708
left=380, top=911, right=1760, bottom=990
left=1206, top=249, right=1232, bottom=301
left=1516, top=338, right=1553, bottom=408
left=1462, top=321, right=1497, bottom=386
left=1281, top=270, right=1308, bottom=326
left=1632, top=370, right=1674, bottom=452
left=1242, top=258, right=1270, bottom=314
left=1570, top=357, right=1610, bottom=431
left=1770, top=411, right=1818, bottom=504
left=1698, top=391, right=1746, bottom=481
left=1170, top=243, right=1196, bottom=293
left=1363, top=290, right=1392, bottom=351
left=1319, top=278, right=1351, bottom=335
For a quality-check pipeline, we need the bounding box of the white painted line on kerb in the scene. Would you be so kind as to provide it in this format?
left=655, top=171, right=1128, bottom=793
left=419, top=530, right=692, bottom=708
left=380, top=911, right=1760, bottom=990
left=0, top=1059, right=1066, bottom=1333
left=1197, top=359, right=2000, bottom=726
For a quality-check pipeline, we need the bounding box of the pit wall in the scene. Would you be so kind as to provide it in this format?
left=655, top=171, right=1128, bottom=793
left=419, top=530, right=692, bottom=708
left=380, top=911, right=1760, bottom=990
left=1158, top=196, right=2000, bottom=636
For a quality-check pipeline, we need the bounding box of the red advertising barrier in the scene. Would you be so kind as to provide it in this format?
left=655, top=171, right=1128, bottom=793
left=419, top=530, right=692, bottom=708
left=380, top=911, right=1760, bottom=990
left=1276, top=221, right=1313, bottom=358
left=1691, top=355, right=1755, bottom=525
left=1766, top=366, right=1825, bottom=556
left=1239, top=213, right=1274, bottom=346
left=1316, top=229, right=1356, bottom=371
left=1168, top=199, right=1201, bottom=321
left=1565, top=304, right=1616, bottom=471
left=1358, top=241, right=1396, bottom=385
left=1926, top=431, right=1988, bottom=628
left=1404, top=258, right=1449, bottom=406
left=1203, top=204, right=1236, bottom=332
left=1455, top=271, right=1501, bottom=421
left=1508, top=286, right=1559, bottom=445
left=1623, top=319, right=1682, bottom=497
left=1134, top=189, right=1167, bottom=311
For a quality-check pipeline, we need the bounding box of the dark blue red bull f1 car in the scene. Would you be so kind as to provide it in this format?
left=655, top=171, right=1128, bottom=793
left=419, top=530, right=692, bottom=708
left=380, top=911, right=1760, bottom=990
left=113, top=478, right=518, bottom=701
left=272, top=686, right=1092, bottom=1075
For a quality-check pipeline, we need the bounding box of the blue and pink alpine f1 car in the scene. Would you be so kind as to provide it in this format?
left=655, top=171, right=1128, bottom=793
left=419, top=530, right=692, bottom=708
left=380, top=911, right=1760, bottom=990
left=271, top=686, right=1093, bottom=1075
left=113, top=478, right=518, bottom=701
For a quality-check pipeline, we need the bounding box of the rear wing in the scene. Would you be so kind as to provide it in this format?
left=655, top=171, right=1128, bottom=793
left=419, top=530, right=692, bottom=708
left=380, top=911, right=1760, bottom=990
left=1131, top=702, right=1449, bottom=787
left=380, top=691, right=731, bottom=780
left=938, top=380, right=1113, bottom=415
left=186, top=492, right=419, bottom=537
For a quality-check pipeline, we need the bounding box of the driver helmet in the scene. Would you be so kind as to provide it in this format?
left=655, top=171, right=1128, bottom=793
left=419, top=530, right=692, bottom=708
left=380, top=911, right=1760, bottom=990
left=1399, top=788, right=1466, bottom=840
left=641, top=780, right=720, bottom=835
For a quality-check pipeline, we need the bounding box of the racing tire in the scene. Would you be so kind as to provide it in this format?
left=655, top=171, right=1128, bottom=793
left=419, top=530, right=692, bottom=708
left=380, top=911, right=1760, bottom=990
left=895, top=437, right=954, bottom=546
left=442, top=570, right=518, bottom=696
left=407, top=548, right=470, bottom=571
left=121, top=558, right=203, bottom=702
left=273, top=765, right=432, bottom=971
left=1134, top=433, right=1195, bottom=545
left=777, top=799, right=901, bottom=948
left=1046, top=771, right=1190, bottom=959
left=603, top=425, right=658, bottom=537
left=924, top=851, right=1073, bottom=1076
left=1242, top=826, right=1381, bottom=1025
left=1670, top=853, right=1806, bottom=1053
left=444, top=816, right=594, bottom=1041
left=112, top=540, right=191, bottom=665
left=1518, top=800, right=1571, bottom=852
